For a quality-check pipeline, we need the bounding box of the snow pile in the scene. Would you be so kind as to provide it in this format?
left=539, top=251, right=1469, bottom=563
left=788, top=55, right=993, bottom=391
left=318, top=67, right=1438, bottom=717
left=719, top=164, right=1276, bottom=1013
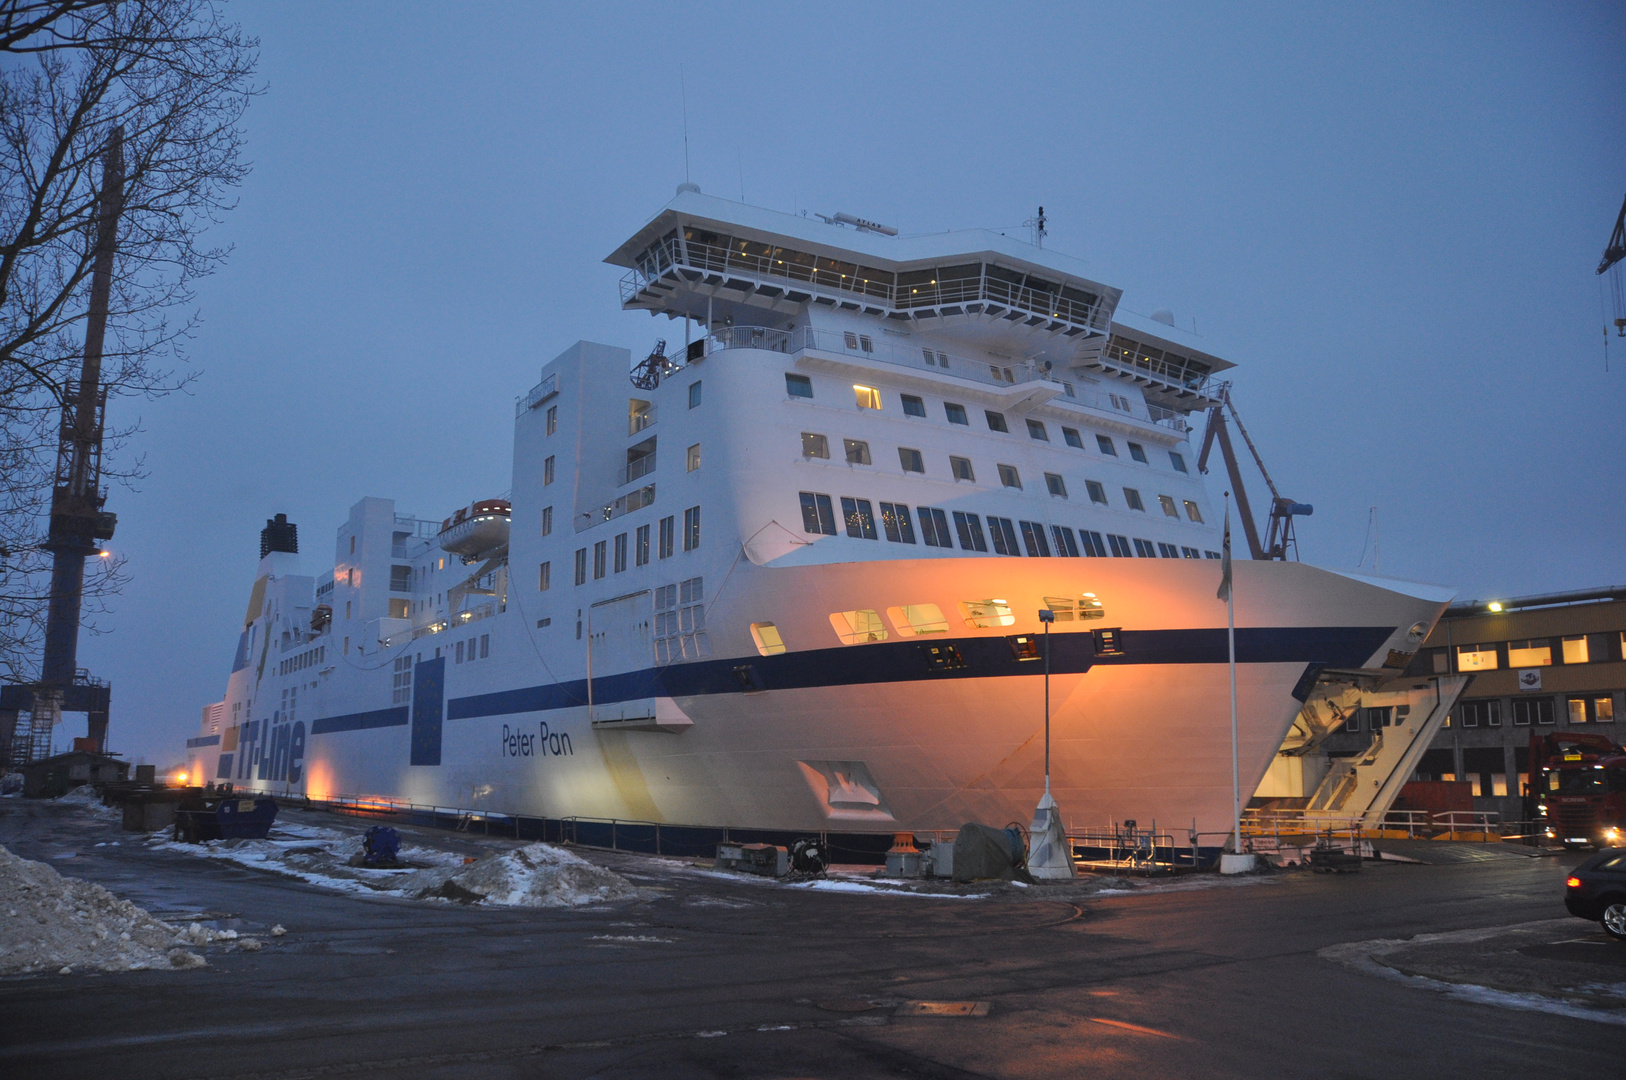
left=0, top=843, right=198, bottom=975
left=145, top=821, right=466, bottom=895
left=410, top=843, right=639, bottom=908
left=55, top=785, right=120, bottom=820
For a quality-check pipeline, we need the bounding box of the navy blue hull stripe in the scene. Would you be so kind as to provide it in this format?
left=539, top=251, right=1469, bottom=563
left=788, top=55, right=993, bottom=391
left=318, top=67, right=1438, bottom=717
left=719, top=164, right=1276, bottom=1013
left=444, top=625, right=1394, bottom=723
left=311, top=705, right=409, bottom=735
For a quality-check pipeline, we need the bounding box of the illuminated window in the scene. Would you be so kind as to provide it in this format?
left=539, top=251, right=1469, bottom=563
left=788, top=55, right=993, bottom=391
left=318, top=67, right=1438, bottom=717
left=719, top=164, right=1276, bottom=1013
left=854, top=385, right=882, bottom=410
left=1159, top=495, right=1179, bottom=518
left=750, top=622, right=787, bottom=656
left=879, top=502, right=916, bottom=543
left=1507, top=639, right=1552, bottom=667
left=802, top=432, right=829, bottom=458
left=1456, top=644, right=1498, bottom=671
left=1595, top=696, right=1615, bottom=724
left=799, top=492, right=837, bottom=535
left=1568, top=697, right=1588, bottom=725
left=887, top=603, right=949, bottom=636
left=961, top=599, right=1015, bottom=628
left=1561, top=636, right=1589, bottom=664
left=840, top=497, right=877, bottom=539
left=1184, top=499, right=1203, bottom=523
left=829, top=609, right=888, bottom=644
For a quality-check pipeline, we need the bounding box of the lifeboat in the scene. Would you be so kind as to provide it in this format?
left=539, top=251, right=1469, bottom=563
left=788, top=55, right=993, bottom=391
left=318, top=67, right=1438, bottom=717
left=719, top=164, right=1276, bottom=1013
left=438, top=498, right=511, bottom=560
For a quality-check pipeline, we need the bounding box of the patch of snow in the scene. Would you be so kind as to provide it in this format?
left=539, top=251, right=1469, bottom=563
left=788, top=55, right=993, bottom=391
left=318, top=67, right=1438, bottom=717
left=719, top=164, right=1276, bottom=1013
left=54, top=786, right=120, bottom=821
left=410, top=843, right=639, bottom=908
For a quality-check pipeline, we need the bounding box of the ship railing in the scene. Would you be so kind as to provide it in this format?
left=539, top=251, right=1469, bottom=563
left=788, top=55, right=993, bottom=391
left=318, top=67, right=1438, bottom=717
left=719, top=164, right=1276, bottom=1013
left=1093, top=341, right=1224, bottom=401
left=1243, top=806, right=1509, bottom=843
left=629, top=405, right=656, bottom=436
left=617, top=453, right=656, bottom=486
left=1067, top=822, right=1185, bottom=874
left=574, top=484, right=656, bottom=533
left=619, top=237, right=1113, bottom=333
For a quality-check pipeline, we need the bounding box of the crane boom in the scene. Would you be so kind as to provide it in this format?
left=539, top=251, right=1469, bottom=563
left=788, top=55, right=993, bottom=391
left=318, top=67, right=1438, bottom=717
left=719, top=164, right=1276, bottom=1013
left=1599, top=190, right=1626, bottom=276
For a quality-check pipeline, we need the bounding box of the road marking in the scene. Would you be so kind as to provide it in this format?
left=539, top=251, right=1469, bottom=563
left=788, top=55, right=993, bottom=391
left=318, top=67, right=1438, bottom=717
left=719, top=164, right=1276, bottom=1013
left=1089, top=1017, right=1184, bottom=1040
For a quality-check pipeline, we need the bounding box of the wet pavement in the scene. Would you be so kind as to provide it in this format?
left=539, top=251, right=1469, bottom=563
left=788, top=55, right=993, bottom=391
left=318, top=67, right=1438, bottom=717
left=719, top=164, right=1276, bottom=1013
left=1, top=798, right=1622, bottom=1079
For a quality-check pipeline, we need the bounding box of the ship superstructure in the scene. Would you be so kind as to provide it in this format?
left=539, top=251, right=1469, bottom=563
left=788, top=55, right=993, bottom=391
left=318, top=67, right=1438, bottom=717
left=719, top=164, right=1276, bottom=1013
left=184, top=189, right=1461, bottom=844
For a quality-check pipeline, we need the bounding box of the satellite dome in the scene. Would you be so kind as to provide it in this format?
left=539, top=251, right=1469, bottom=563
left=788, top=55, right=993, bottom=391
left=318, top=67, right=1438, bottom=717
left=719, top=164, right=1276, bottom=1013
left=676, top=182, right=701, bottom=195
left=1150, top=308, right=1176, bottom=327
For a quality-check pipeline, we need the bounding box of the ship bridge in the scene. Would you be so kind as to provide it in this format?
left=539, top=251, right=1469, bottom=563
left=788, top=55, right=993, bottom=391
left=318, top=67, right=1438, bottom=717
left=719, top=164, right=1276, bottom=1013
left=606, top=188, right=1233, bottom=413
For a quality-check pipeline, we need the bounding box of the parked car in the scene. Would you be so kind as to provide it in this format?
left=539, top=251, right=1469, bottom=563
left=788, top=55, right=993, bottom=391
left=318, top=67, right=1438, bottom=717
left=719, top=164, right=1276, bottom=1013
left=1563, top=848, right=1626, bottom=940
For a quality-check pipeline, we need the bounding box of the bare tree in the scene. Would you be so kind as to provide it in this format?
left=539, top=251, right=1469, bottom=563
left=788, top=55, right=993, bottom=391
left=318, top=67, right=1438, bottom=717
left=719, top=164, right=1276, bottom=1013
left=0, top=0, right=258, bottom=682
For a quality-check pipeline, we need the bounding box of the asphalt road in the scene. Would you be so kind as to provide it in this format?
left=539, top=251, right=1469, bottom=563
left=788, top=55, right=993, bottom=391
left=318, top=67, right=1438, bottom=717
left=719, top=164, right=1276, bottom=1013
left=1, top=800, right=1620, bottom=1080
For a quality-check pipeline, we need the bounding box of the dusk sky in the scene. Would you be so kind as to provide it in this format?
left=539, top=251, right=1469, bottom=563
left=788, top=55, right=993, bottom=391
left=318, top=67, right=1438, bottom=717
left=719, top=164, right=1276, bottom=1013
left=69, top=2, right=1624, bottom=765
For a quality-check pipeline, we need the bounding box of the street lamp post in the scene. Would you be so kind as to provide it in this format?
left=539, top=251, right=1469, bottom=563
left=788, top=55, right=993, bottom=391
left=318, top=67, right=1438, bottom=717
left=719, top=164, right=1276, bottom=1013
left=1027, top=606, right=1074, bottom=879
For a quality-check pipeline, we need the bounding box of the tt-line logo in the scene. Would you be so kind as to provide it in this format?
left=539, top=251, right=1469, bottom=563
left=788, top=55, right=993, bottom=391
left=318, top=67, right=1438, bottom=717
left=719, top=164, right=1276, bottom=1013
left=502, top=721, right=574, bottom=758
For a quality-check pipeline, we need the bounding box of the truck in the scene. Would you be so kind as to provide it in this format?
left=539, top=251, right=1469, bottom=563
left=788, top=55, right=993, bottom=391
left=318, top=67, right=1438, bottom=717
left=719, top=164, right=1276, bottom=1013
left=1529, top=732, right=1626, bottom=849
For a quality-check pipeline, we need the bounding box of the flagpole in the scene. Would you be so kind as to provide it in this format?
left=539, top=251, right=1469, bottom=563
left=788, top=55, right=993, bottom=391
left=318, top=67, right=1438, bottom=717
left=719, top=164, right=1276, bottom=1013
left=1227, top=502, right=1240, bottom=858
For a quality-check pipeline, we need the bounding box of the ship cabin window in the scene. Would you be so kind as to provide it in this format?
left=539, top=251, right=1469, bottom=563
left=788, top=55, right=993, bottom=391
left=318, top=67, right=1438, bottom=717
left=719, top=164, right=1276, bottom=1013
left=1181, top=546, right=1201, bottom=558
left=888, top=603, right=949, bottom=636
left=540, top=506, right=553, bottom=536
left=802, top=432, right=829, bottom=459
left=1123, top=488, right=1145, bottom=511
left=1508, top=639, right=1553, bottom=667
left=593, top=540, right=608, bottom=579
left=538, top=561, right=551, bottom=591
left=1561, top=635, right=1590, bottom=664
left=1205, top=549, right=1221, bottom=559
left=1158, top=542, right=1179, bottom=558
left=574, top=548, right=587, bottom=585
left=1170, top=451, right=1189, bottom=473
left=879, top=502, right=916, bottom=543
left=901, top=394, right=926, bottom=417
left=987, top=516, right=1019, bottom=555
left=388, top=598, right=409, bottom=619
left=985, top=410, right=1009, bottom=433
left=998, top=465, right=1022, bottom=489
left=686, top=443, right=701, bottom=472
left=750, top=622, right=787, bottom=656
left=349, top=535, right=355, bottom=555
left=390, top=565, right=412, bottom=591
left=1026, top=419, right=1048, bottom=441
left=1159, top=495, right=1179, bottom=518
left=1019, top=521, right=1051, bottom=557
left=635, top=524, right=650, bottom=566
left=950, top=456, right=974, bottom=482
left=898, top=447, right=925, bottom=473
left=840, top=497, right=878, bottom=539
left=844, top=331, right=859, bottom=349
left=829, top=609, right=888, bottom=644
left=918, top=507, right=952, bottom=547
left=786, top=373, right=814, bottom=398
left=1456, top=644, right=1498, bottom=671
left=1133, top=538, right=1156, bottom=557
left=854, top=384, right=882, bottom=410
left=844, top=439, right=871, bottom=465
left=1096, top=435, right=1117, bottom=455
left=1128, top=442, right=1148, bottom=464
left=683, top=506, right=701, bottom=551
left=1080, top=530, right=1107, bottom=557
left=1107, top=534, right=1133, bottom=557
left=688, top=381, right=702, bottom=408
left=544, top=456, right=555, bottom=485
left=944, top=402, right=969, bottom=425
left=546, top=404, right=558, bottom=435
left=1045, top=473, right=1067, bottom=498
left=1050, top=526, right=1080, bottom=557
left=1062, top=427, right=1083, bottom=449
left=961, top=599, right=1016, bottom=629
left=1184, top=500, right=1203, bottom=523
left=1086, top=481, right=1108, bottom=505
left=659, top=516, right=675, bottom=558
left=614, top=533, right=628, bottom=573
left=953, top=511, right=990, bottom=552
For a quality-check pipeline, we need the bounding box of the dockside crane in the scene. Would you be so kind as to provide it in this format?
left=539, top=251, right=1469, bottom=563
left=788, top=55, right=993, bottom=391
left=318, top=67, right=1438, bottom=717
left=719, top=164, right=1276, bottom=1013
left=0, top=131, right=123, bottom=766
left=1196, top=386, right=1313, bottom=561
left=1599, top=189, right=1626, bottom=340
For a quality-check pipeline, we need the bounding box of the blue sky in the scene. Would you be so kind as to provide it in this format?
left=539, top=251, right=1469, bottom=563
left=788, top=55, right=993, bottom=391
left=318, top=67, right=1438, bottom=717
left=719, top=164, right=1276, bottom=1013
left=73, top=2, right=1625, bottom=764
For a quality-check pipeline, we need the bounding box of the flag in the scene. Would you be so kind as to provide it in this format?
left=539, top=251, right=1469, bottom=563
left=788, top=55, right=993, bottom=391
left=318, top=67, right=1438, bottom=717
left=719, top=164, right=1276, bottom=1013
left=1216, top=504, right=1233, bottom=602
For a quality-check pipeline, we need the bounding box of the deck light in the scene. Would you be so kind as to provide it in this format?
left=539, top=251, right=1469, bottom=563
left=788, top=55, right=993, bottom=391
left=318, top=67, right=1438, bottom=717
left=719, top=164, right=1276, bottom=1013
left=1486, top=601, right=1503, bottom=612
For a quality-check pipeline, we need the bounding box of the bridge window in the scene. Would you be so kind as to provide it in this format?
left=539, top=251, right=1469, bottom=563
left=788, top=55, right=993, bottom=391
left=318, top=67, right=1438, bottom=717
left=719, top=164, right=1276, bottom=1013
left=888, top=603, right=949, bottom=637
left=829, top=609, right=888, bottom=644
left=961, top=599, right=1015, bottom=628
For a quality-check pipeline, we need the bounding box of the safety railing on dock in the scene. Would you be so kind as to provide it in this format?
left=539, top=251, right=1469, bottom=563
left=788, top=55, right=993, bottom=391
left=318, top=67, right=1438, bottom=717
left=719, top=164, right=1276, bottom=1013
left=1242, top=807, right=1527, bottom=844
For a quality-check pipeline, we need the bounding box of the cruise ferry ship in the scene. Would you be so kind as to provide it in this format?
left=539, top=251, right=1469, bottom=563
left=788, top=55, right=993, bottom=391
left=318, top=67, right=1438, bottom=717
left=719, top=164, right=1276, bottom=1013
left=182, top=188, right=1459, bottom=844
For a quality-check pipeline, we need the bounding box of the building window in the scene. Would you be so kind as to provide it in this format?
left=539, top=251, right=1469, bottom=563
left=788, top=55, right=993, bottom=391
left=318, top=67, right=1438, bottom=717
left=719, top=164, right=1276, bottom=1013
left=901, top=394, right=926, bottom=417
left=1184, top=499, right=1203, bottom=523
left=953, top=510, right=990, bottom=552
left=950, top=455, right=974, bottom=482
left=593, top=540, right=607, bottom=579
left=659, top=516, right=675, bottom=559
left=899, top=447, right=925, bottom=473
left=854, top=384, right=882, bottom=410
left=750, top=622, right=786, bottom=656
left=1508, top=639, right=1552, bottom=667
left=944, top=402, right=969, bottom=425
left=545, top=405, right=557, bottom=435
left=1051, top=525, right=1080, bottom=557
left=613, top=532, right=628, bottom=573
left=1096, top=434, right=1117, bottom=455
left=1128, top=442, right=1148, bottom=464
left=1026, top=419, right=1048, bottom=441
left=683, top=506, right=701, bottom=551
left=1595, top=696, right=1616, bottom=723
left=998, top=464, right=1022, bottom=489
left=799, top=492, right=837, bottom=535
left=802, top=432, right=829, bottom=458
left=538, top=561, right=551, bottom=591
left=785, top=373, right=814, bottom=398
left=1062, top=427, right=1083, bottom=449
left=985, top=410, right=1009, bottom=433
left=879, top=502, right=916, bottom=543
left=544, top=456, right=555, bottom=485
left=1019, top=520, right=1052, bottom=557
left=1170, top=451, right=1188, bottom=473
left=844, top=438, right=871, bottom=465
left=1567, top=697, right=1589, bottom=724
left=688, top=381, right=702, bottom=408
left=1045, top=473, right=1067, bottom=498
left=1158, top=495, right=1179, bottom=518
left=1080, top=530, right=1107, bottom=557
left=574, top=548, right=587, bottom=586
left=1561, top=636, right=1590, bottom=664
left=916, top=506, right=947, bottom=547
left=1086, top=480, right=1107, bottom=505
left=988, top=515, right=1019, bottom=555
left=840, top=497, right=878, bottom=539
left=1511, top=697, right=1554, bottom=726
left=1123, top=488, right=1145, bottom=511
